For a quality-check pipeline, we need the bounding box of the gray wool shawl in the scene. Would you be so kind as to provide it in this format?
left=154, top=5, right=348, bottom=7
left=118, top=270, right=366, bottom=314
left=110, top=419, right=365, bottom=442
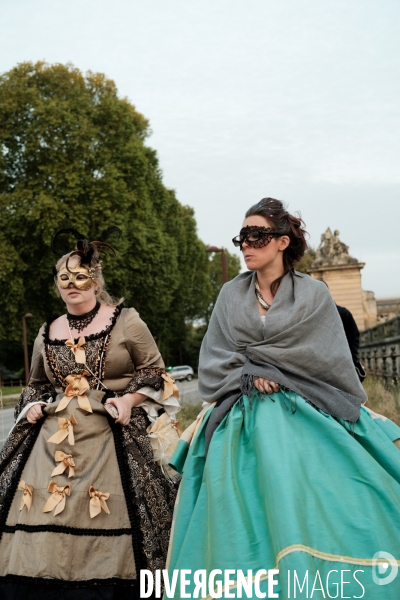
left=199, top=270, right=367, bottom=448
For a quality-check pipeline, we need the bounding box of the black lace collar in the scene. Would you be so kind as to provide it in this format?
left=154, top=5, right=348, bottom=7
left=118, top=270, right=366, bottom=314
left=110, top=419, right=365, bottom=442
left=43, top=304, right=124, bottom=345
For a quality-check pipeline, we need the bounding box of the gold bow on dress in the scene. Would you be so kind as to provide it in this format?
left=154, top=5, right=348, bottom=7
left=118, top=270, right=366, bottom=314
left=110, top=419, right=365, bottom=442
left=162, top=373, right=180, bottom=401
left=51, top=451, right=76, bottom=478
left=47, top=415, right=77, bottom=446
left=89, top=486, right=110, bottom=518
left=56, top=371, right=92, bottom=413
left=65, top=336, right=86, bottom=364
left=43, top=481, right=71, bottom=516
left=18, top=480, right=33, bottom=512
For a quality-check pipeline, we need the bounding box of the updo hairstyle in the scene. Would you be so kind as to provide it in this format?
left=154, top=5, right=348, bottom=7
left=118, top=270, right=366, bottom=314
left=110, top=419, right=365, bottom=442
left=245, top=197, right=308, bottom=295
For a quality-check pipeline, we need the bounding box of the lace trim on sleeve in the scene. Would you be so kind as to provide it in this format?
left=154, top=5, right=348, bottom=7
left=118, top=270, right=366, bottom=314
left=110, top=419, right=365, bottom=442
left=120, top=367, right=164, bottom=396
left=14, top=383, right=56, bottom=421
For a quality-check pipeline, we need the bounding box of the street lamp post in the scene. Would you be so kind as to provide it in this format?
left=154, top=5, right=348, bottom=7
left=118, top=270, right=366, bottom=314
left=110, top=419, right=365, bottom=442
left=22, top=313, right=33, bottom=385
left=206, top=246, right=228, bottom=284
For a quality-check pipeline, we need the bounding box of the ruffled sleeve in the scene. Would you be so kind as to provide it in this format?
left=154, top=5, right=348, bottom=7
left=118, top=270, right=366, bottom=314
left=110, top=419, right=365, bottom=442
left=14, top=326, right=56, bottom=422
left=122, top=369, right=165, bottom=396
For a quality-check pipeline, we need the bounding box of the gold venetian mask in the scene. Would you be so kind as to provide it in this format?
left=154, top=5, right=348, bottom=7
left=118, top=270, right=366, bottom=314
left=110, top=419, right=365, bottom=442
left=57, top=266, right=96, bottom=291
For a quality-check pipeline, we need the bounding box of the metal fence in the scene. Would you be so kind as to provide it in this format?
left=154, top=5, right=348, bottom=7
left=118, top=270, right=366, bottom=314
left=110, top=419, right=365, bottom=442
left=360, top=315, right=400, bottom=387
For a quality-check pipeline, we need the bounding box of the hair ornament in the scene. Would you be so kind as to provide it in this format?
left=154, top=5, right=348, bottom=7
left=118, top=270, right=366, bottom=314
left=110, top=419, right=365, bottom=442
left=51, top=229, right=86, bottom=257
left=51, top=227, right=122, bottom=274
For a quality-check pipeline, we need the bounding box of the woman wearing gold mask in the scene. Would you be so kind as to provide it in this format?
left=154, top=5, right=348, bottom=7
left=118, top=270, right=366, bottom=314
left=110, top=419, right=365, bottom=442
left=0, top=228, right=179, bottom=599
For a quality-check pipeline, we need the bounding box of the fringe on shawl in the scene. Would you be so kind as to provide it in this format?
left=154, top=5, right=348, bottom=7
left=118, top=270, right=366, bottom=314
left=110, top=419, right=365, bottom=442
left=239, top=375, right=357, bottom=437
left=240, top=374, right=297, bottom=414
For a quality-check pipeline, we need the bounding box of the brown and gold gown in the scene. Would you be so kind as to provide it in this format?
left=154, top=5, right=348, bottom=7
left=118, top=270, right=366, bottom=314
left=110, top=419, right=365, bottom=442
left=0, top=304, right=177, bottom=599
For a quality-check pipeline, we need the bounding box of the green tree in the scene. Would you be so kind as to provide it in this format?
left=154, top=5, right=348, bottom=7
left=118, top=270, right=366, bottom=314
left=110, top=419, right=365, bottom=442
left=294, top=248, right=316, bottom=274
left=206, top=250, right=241, bottom=322
left=173, top=249, right=241, bottom=370
left=0, top=61, right=211, bottom=364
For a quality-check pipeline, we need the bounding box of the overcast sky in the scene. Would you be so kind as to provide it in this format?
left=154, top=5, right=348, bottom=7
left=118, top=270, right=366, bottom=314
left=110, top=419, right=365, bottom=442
left=1, top=0, right=399, bottom=297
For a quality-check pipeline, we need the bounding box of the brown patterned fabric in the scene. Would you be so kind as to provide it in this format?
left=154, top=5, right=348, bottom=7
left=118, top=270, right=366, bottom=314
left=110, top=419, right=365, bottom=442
left=0, top=305, right=177, bottom=590
left=121, top=367, right=164, bottom=396
left=119, top=409, right=177, bottom=573
left=14, top=383, right=55, bottom=421
left=0, top=422, right=42, bottom=523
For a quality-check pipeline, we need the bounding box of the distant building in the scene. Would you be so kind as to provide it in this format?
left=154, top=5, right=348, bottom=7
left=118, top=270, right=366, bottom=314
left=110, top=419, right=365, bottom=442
left=376, top=297, right=400, bottom=323
left=308, top=228, right=377, bottom=331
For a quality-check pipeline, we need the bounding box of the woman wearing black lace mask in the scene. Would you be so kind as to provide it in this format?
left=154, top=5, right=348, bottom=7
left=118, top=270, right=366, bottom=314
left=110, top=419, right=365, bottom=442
left=0, top=229, right=180, bottom=599
left=167, top=198, right=400, bottom=600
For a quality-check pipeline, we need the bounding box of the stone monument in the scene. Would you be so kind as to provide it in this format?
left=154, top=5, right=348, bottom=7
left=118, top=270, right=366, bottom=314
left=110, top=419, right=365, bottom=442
left=308, top=228, right=376, bottom=331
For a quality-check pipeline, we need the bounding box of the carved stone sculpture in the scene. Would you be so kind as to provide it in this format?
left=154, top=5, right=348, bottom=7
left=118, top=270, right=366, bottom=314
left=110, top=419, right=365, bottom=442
left=312, top=228, right=358, bottom=267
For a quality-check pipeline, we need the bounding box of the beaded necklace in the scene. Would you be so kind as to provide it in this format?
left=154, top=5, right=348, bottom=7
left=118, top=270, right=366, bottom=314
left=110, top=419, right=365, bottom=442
left=255, top=278, right=272, bottom=311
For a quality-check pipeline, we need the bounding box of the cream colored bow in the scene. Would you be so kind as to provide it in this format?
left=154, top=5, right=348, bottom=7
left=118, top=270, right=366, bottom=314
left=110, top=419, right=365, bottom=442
left=42, top=480, right=71, bottom=516
left=89, top=486, right=110, bottom=518
left=65, top=336, right=86, bottom=364
left=18, top=480, right=33, bottom=512
left=47, top=415, right=77, bottom=446
left=162, top=373, right=180, bottom=400
left=56, top=371, right=92, bottom=413
left=147, top=413, right=180, bottom=480
left=51, top=451, right=75, bottom=478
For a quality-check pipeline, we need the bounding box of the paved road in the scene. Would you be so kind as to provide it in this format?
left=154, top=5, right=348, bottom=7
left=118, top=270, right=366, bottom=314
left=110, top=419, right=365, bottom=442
left=0, top=406, right=15, bottom=450
left=0, top=380, right=201, bottom=450
left=175, top=379, right=202, bottom=406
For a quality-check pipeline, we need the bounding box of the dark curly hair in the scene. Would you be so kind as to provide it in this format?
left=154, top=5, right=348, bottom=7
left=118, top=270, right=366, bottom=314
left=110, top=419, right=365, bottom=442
left=245, top=197, right=308, bottom=295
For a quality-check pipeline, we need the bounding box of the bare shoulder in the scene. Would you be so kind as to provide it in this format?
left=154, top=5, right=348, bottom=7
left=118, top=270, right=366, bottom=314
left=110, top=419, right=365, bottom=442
left=93, top=303, right=120, bottom=332
left=48, top=304, right=119, bottom=340
left=48, top=314, right=68, bottom=340
left=101, top=304, right=118, bottom=319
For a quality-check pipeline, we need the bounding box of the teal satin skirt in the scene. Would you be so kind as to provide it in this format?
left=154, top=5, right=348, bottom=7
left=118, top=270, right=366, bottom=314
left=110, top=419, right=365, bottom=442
left=167, top=392, right=400, bottom=599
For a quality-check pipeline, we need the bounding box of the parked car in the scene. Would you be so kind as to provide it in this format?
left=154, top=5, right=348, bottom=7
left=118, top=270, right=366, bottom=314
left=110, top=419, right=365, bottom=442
left=167, top=365, right=194, bottom=381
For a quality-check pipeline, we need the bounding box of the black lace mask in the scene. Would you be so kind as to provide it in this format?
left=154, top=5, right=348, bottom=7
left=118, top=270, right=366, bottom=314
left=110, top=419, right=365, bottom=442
left=232, top=226, right=282, bottom=250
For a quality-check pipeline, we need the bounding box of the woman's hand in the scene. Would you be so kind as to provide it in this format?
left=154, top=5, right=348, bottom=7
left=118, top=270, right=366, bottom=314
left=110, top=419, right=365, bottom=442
left=105, top=392, right=147, bottom=426
left=254, top=378, right=280, bottom=395
left=26, top=404, right=46, bottom=424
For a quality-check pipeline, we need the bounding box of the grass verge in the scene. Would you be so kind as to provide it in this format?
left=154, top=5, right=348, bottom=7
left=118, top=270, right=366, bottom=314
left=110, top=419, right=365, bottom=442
left=1, top=386, right=23, bottom=397
left=178, top=403, right=203, bottom=431
left=0, top=387, right=23, bottom=408
left=363, top=377, right=400, bottom=426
